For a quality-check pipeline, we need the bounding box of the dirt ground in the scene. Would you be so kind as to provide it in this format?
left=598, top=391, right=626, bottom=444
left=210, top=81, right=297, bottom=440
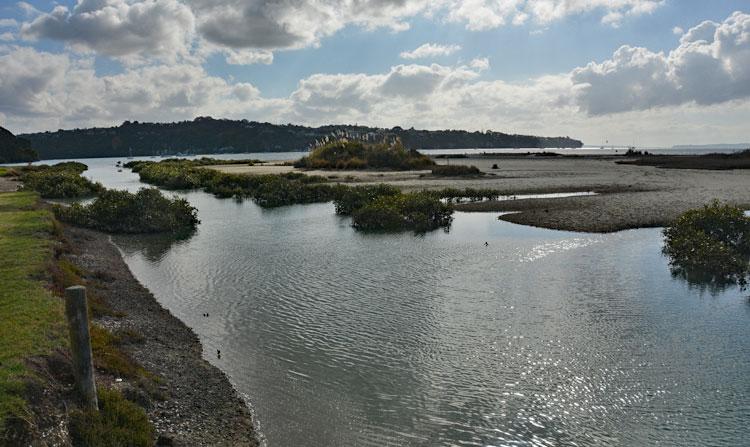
left=0, top=176, right=20, bottom=192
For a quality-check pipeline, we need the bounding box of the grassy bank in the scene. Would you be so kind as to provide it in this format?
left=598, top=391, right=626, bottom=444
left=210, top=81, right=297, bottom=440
left=0, top=192, right=66, bottom=439
left=0, top=191, right=155, bottom=445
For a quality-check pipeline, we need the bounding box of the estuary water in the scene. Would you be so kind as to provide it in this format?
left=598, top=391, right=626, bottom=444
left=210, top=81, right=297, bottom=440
left=78, top=157, right=749, bottom=447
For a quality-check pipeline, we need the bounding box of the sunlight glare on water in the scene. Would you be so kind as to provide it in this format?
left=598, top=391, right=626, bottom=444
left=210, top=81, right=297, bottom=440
left=77, top=157, right=750, bottom=447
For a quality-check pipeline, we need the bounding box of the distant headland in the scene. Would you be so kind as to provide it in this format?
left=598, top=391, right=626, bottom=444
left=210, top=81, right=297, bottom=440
left=17, top=117, right=583, bottom=160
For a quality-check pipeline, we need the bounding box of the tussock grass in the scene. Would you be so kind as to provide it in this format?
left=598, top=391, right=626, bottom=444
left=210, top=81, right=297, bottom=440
left=69, top=388, right=154, bottom=447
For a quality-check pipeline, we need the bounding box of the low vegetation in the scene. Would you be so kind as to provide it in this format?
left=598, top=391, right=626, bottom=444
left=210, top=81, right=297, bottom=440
left=0, top=168, right=20, bottom=177
left=294, top=140, right=434, bottom=170
left=0, top=192, right=66, bottom=442
left=55, top=188, right=199, bottom=235
left=663, top=201, right=750, bottom=289
left=19, top=162, right=103, bottom=199
left=619, top=149, right=750, bottom=170
left=68, top=388, right=153, bottom=447
left=331, top=184, right=399, bottom=215
left=128, top=158, right=456, bottom=232
left=431, top=164, right=482, bottom=177
left=0, top=192, right=154, bottom=445
left=351, top=191, right=453, bottom=232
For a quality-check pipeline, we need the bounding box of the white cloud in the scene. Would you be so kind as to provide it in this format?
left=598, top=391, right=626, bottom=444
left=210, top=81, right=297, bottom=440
left=20, top=0, right=195, bottom=63
left=572, top=11, right=750, bottom=115
left=672, top=26, right=684, bottom=35
left=0, top=32, right=14, bottom=42
left=220, top=48, right=274, bottom=65
left=190, top=0, right=430, bottom=51
left=2, top=10, right=750, bottom=149
left=0, top=45, right=286, bottom=131
left=469, top=57, right=490, bottom=71
left=446, top=0, right=664, bottom=31
left=0, top=18, right=18, bottom=28
left=14, top=0, right=668, bottom=64
left=400, top=43, right=461, bottom=59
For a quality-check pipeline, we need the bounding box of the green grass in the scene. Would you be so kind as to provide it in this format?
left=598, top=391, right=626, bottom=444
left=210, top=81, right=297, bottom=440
left=69, top=388, right=154, bottom=447
left=0, top=192, right=66, bottom=436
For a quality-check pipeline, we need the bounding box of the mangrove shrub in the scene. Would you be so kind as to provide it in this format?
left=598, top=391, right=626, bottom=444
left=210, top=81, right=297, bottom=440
left=351, top=191, right=453, bottom=232
left=333, top=184, right=400, bottom=215
left=663, top=201, right=750, bottom=289
left=127, top=157, right=455, bottom=233
left=431, top=164, right=482, bottom=177
left=20, top=162, right=104, bottom=198
left=55, top=188, right=199, bottom=235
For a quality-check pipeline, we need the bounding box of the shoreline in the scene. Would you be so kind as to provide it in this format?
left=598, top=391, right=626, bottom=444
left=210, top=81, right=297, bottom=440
left=64, top=226, right=260, bottom=446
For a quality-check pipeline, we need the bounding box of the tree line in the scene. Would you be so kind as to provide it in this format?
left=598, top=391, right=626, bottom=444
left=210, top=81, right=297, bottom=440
left=19, top=117, right=583, bottom=160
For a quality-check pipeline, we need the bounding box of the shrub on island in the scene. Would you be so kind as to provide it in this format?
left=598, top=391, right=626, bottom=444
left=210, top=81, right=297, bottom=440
left=431, top=164, right=482, bottom=177
left=20, top=162, right=104, bottom=198
left=351, top=191, right=453, bottom=232
left=663, top=201, right=750, bottom=289
left=126, top=157, right=454, bottom=232
left=294, top=140, right=434, bottom=170
left=55, top=188, right=199, bottom=235
left=333, top=184, right=401, bottom=215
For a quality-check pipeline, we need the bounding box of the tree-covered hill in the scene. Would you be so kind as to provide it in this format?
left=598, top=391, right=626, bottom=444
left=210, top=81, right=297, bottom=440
left=20, top=117, right=583, bottom=160
left=0, top=126, right=38, bottom=163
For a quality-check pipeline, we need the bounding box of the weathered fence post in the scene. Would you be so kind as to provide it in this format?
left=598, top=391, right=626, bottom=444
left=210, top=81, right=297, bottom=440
left=65, top=285, right=98, bottom=411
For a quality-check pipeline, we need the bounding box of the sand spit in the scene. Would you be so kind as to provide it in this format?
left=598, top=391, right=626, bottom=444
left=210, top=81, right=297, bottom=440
left=211, top=155, right=750, bottom=232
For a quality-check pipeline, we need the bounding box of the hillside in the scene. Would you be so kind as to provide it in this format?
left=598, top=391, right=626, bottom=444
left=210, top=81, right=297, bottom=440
left=21, top=117, right=583, bottom=160
left=0, top=126, right=38, bottom=163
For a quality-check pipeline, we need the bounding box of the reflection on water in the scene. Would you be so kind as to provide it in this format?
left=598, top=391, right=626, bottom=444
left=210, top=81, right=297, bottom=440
left=84, top=158, right=750, bottom=447
left=114, top=233, right=194, bottom=262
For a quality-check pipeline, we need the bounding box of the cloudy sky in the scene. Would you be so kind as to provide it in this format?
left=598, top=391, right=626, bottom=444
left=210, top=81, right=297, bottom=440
left=0, top=1, right=748, bottom=146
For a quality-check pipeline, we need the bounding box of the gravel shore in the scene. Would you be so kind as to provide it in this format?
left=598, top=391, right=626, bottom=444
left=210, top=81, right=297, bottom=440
left=442, top=156, right=750, bottom=232
left=65, top=227, right=260, bottom=447
left=0, top=176, right=19, bottom=192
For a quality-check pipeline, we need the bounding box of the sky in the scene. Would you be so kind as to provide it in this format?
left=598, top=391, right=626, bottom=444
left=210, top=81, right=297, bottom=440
left=0, top=0, right=748, bottom=147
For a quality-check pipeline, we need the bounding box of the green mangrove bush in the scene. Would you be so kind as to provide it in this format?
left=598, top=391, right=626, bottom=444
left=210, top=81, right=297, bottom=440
left=55, top=188, right=199, bottom=235
left=127, top=157, right=455, bottom=232
left=333, top=184, right=400, bottom=215
left=129, top=158, right=338, bottom=207
left=20, top=162, right=104, bottom=198
left=663, top=201, right=750, bottom=289
left=294, top=140, right=434, bottom=170
left=431, top=164, right=482, bottom=177
left=351, top=191, right=453, bottom=232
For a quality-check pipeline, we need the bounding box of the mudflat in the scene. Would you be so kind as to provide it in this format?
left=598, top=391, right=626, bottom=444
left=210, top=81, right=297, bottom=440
left=210, top=155, right=750, bottom=232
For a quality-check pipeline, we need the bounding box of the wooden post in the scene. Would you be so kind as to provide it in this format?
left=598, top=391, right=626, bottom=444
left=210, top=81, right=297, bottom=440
left=65, top=286, right=98, bottom=411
